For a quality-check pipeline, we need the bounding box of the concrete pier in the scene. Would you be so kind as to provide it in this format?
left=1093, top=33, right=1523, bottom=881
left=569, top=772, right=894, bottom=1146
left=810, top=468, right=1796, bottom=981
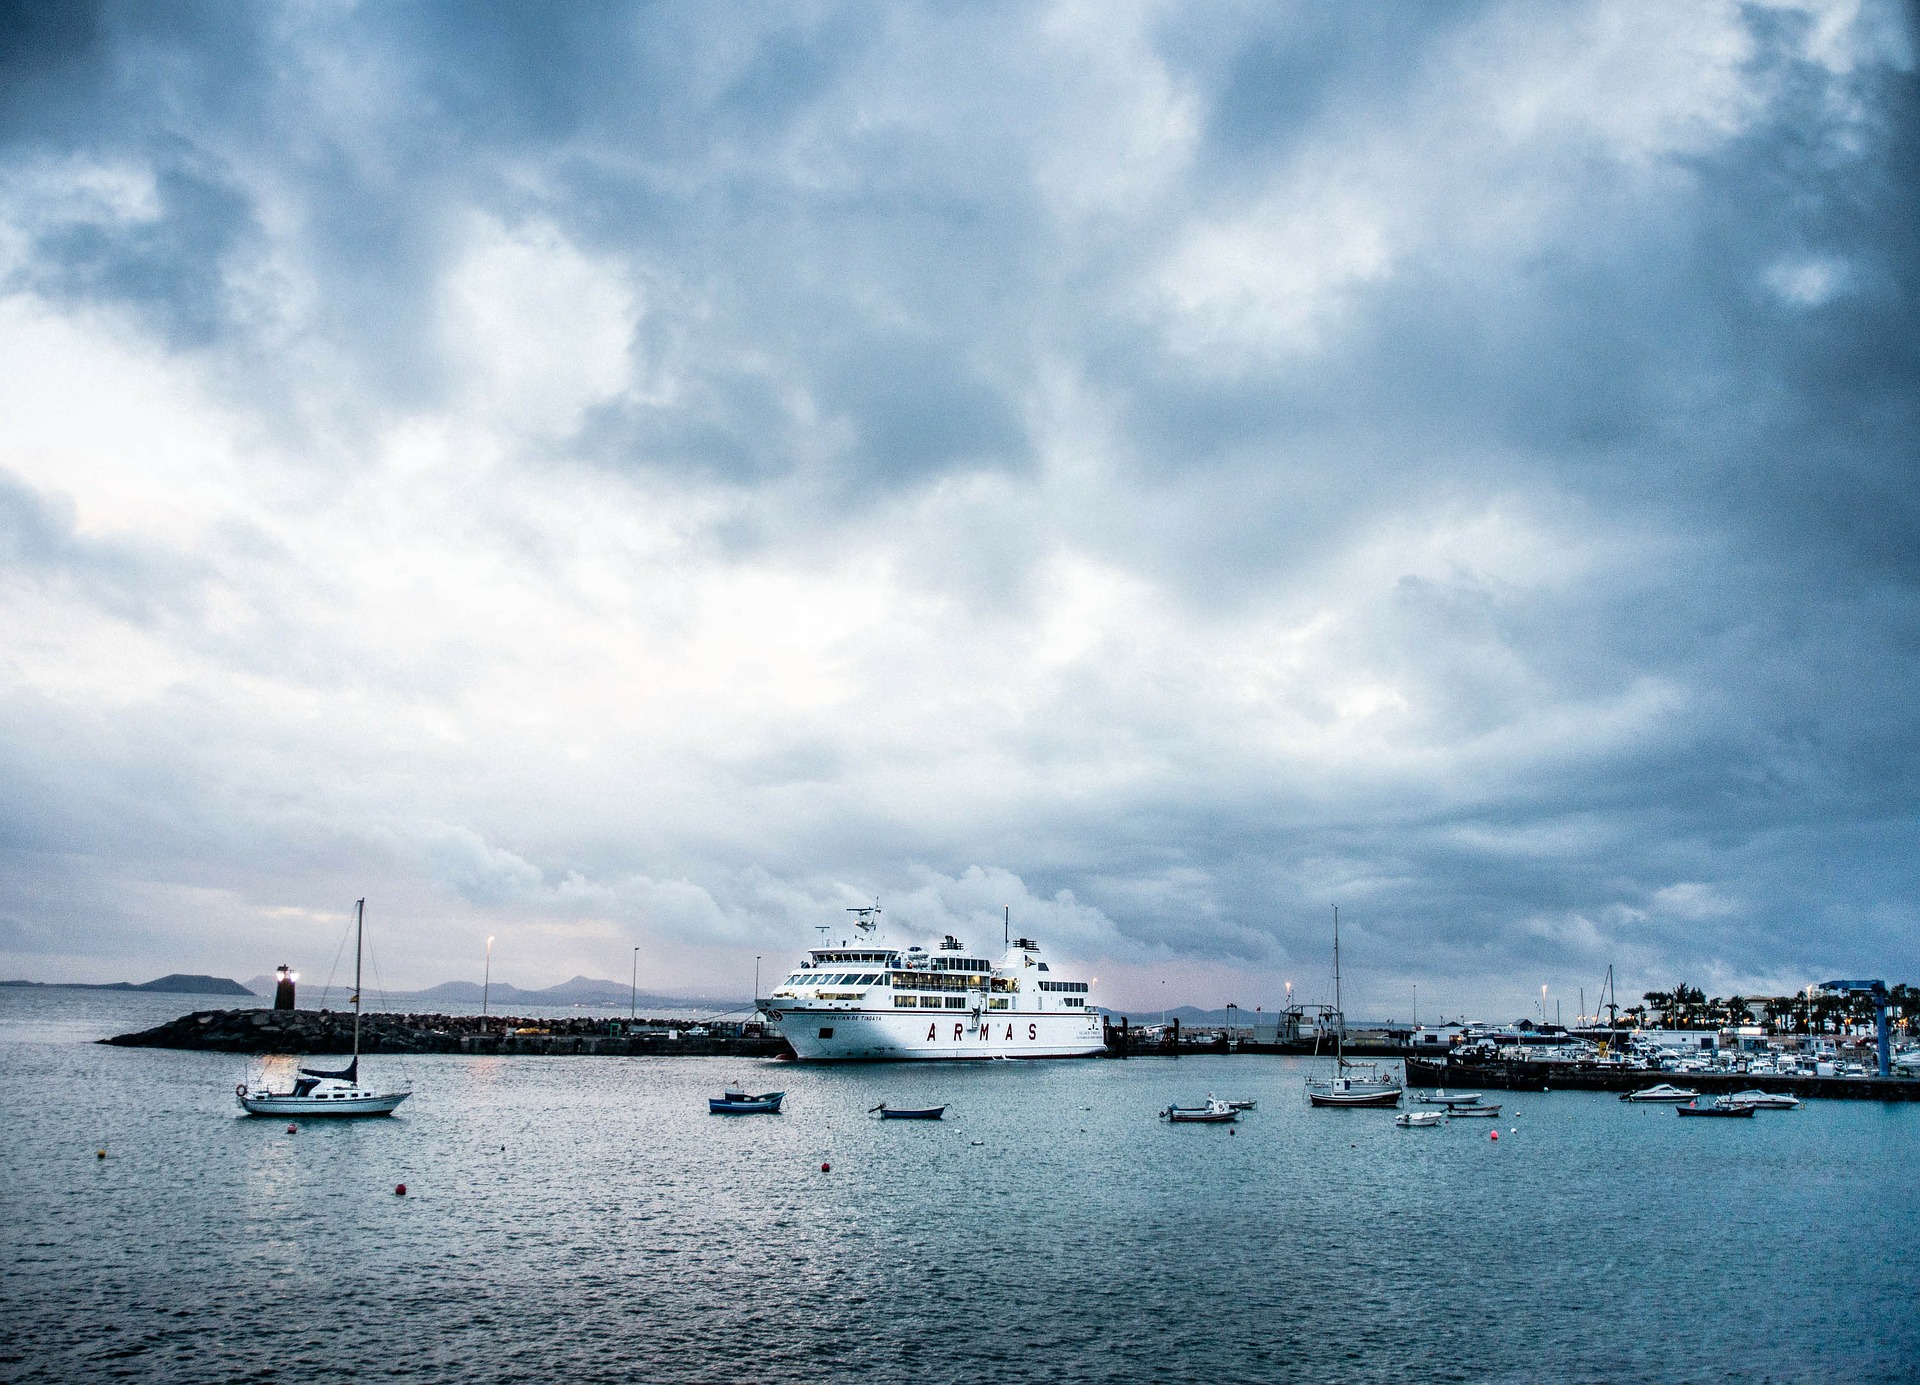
left=102, top=1008, right=793, bottom=1058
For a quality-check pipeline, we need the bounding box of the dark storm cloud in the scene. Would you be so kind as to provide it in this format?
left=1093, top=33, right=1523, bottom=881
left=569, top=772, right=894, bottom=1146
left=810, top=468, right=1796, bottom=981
left=0, top=1, right=1916, bottom=1010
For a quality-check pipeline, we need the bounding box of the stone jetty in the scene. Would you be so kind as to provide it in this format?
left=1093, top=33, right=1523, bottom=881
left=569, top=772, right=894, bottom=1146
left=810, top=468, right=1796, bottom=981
left=103, top=1008, right=793, bottom=1058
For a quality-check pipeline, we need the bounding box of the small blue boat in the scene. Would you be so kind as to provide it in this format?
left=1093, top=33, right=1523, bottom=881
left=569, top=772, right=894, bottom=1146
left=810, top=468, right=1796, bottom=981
left=872, top=1103, right=946, bottom=1120
left=709, top=1087, right=784, bottom=1114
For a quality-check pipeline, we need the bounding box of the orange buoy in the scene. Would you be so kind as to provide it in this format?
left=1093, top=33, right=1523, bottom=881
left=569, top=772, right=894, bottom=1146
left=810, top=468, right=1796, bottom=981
left=96, top=1149, right=106, bottom=1160
left=820, top=1162, right=831, bottom=1173
left=395, top=1183, right=407, bottom=1196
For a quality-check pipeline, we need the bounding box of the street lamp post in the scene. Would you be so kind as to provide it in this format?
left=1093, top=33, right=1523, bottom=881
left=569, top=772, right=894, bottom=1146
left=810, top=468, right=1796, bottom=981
left=483, top=935, right=495, bottom=1018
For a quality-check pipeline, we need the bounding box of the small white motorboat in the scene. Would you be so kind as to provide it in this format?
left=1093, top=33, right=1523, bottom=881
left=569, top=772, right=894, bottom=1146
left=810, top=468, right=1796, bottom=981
left=1444, top=1102, right=1501, bottom=1118
left=1620, top=1083, right=1699, bottom=1103
left=1395, top=1111, right=1444, bottom=1128
left=235, top=899, right=410, bottom=1119
left=1725, top=1089, right=1801, bottom=1110
left=1415, top=1089, right=1483, bottom=1106
left=1162, top=1095, right=1237, bottom=1123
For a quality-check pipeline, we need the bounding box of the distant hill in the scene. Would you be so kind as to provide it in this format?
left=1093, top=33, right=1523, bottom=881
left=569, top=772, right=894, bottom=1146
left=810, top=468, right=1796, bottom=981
left=395, top=975, right=744, bottom=1009
left=273, top=974, right=749, bottom=1011
left=1, top=974, right=255, bottom=996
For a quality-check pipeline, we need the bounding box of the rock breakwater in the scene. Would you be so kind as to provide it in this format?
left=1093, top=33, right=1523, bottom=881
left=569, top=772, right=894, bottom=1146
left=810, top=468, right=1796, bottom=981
left=102, top=1009, right=792, bottom=1058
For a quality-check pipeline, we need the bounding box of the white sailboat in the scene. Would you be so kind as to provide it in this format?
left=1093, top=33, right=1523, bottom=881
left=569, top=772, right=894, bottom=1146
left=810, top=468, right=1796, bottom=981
left=235, top=899, right=411, bottom=1117
left=1305, top=906, right=1403, bottom=1108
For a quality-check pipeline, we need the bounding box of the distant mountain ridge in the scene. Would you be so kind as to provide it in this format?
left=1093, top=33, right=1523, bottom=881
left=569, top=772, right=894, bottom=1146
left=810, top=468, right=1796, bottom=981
left=1, top=974, right=255, bottom=996
left=261, top=973, right=750, bottom=1010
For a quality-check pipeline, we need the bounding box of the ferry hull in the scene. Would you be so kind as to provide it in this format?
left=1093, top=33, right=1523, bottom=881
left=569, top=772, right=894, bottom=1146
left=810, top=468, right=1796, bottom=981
left=771, top=1007, right=1105, bottom=1061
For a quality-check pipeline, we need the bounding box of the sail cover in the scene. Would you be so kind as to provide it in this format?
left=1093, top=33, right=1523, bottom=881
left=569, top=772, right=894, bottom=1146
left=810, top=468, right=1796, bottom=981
left=298, top=1057, right=358, bottom=1082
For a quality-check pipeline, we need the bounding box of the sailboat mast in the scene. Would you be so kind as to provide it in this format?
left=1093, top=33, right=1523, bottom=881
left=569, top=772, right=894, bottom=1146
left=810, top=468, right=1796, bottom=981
left=1333, top=905, right=1342, bottom=1067
left=352, top=897, right=364, bottom=1061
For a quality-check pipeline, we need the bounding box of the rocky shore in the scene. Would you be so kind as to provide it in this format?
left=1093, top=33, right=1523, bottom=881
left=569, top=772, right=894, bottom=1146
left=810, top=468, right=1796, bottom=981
left=102, top=1008, right=793, bottom=1058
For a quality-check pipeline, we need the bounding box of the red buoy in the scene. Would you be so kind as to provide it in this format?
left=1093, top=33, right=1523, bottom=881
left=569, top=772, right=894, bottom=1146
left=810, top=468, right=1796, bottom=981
left=395, top=1183, right=407, bottom=1196
left=1490, top=1130, right=1498, bottom=1141
left=286, top=1124, right=297, bottom=1134
left=820, top=1162, right=830, bottom=1173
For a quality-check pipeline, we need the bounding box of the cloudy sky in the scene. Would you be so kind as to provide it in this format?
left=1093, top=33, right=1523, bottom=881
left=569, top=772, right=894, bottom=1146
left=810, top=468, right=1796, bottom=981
left=1, top=1, right=1915, bottom=1018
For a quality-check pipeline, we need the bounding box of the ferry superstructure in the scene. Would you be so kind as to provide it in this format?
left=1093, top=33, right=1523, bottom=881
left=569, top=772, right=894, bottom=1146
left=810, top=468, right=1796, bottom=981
left=759, top=906, right=1105, bottom=1061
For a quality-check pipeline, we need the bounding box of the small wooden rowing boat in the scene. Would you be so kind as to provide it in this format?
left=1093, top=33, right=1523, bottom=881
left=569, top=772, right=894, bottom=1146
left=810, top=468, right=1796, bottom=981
left=872, top=1104, right=946, bottom=1120
left=1676, top=1099, right=1755, bottom=1118
left=710, top=1088, right=784, bottom=1114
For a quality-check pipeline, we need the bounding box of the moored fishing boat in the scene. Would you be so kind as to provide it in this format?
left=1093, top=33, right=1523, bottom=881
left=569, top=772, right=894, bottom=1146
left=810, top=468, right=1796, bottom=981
left=1415, top=1090, right=1483, bottom=1107
left=235, top=899, right=410, bottom=1118
left=1162, top=1096, right=1237, bottom=1123
left=1444, top=1102, right=1501, bottom=1118
left=1676, top=1097, right=1755, bottom=1118
left=1620, top=1083, right=1699, bottom=1103
left=710, top=1087, right=784, bottom=1114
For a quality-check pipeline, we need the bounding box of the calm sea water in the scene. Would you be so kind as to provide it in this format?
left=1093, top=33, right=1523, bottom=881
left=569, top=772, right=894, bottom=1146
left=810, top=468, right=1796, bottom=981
left=2, top=988, right=1914, bottom=1384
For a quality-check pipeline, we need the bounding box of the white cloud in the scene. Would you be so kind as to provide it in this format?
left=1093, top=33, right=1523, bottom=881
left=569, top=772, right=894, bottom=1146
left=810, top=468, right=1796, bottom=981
left=439, top=216, right=639, bottom=437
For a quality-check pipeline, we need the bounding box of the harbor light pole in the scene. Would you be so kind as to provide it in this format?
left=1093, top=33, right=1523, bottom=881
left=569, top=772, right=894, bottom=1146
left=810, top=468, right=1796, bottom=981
left=483, top=935, right=495, bottom=1017
left=755, top=954, right=762, bottom=1000
left=631, top=947, right=641, bottom=1020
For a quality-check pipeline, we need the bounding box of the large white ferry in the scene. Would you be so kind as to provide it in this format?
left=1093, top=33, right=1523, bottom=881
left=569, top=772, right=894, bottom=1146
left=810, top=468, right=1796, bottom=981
left=760, top=905, right=1106, bottom=1061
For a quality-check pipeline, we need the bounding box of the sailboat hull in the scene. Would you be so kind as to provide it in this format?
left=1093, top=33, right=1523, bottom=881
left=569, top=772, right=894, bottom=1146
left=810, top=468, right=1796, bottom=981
left=237, top=1091, right=410, bottom=1117
left=1306, top=1088, right=1402, bottom=1107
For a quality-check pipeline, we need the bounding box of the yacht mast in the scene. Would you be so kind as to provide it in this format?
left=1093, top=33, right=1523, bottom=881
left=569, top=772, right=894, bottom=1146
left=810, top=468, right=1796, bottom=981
left=352, top=897, right=364, bottom=1062
left=1333, top=905, right=1342, bottom=1070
